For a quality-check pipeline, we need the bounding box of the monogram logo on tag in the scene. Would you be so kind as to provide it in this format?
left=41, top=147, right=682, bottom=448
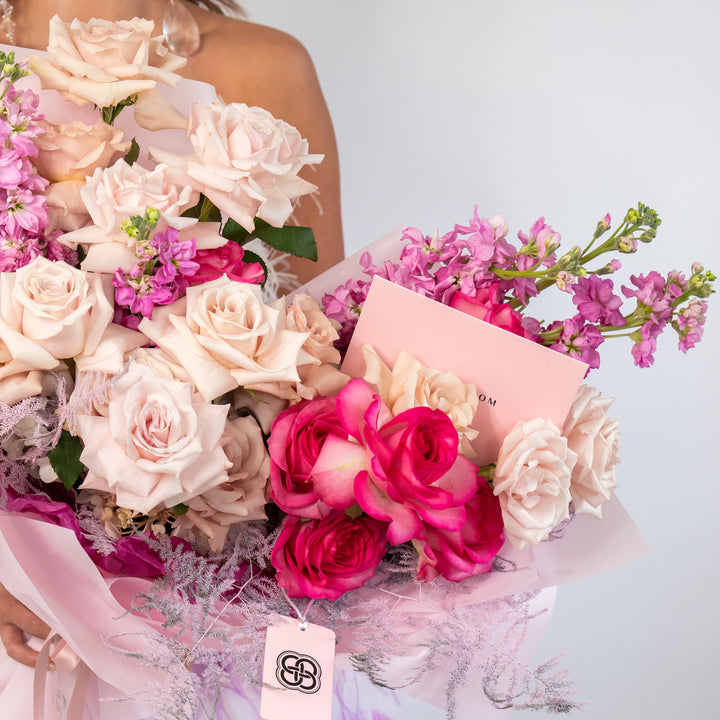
left=275, top=650, right=322, bottom=694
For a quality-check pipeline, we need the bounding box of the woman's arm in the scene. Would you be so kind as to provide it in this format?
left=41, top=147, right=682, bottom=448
left=184, top=18, right=345, bottom=284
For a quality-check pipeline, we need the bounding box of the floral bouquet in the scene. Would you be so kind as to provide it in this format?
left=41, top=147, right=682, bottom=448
left=0, top=14, right=715, bottom=720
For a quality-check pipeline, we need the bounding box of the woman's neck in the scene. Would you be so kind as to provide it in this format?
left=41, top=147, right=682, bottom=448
left=6, top=0, right=170, bottom=49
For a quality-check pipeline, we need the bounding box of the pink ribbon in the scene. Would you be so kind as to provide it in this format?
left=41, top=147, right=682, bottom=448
left=33, top=633, right=91, bottom=720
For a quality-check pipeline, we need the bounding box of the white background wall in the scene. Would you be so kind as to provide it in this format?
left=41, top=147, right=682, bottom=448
left=243, top=2, right=719, bottom=718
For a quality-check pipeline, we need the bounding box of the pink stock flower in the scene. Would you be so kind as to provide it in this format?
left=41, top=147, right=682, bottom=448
left=322, top=278, right=371, bottom=347
left=414, top=481, right=504, bottom=582
left=271, top=511, right=388, bottom=600
left=449, top=284, right=534, bottom=339
left=189, top=241, right=265, bottom=286
left=621, top=271, right=673, bottom=319
left=549, top=316, right=604, bottom=369
left=630, top=335, right=657, bottom=368
left=517, top=217, right=560, bottom=267
left=571, top=275, right=625, bottom=327
left=676, top=298, right=708, bottom=352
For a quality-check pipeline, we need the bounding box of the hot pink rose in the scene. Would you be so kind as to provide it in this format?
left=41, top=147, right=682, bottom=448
left=189, top=242, right=265, bottom=286
left=310, top=379, right=479, bottom=546
left=358, top=405, right=479, bottom=545
left=450, top=285, right=533, bottom=339
left=268, top=396, right=346, bottom=519
left=414, top=481, right=505, bottom=582
left=271, top=511, right=388, bottom=600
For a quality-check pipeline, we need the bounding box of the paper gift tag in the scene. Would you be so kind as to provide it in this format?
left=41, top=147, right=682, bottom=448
left=260, top=615, right=336, bottom=720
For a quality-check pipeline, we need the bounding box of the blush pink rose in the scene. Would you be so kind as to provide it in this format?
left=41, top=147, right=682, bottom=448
left=450, top=285, right=534, bottom=339
left=0, top=256, right=114, bottom=364
left=61, top=159, right=202, bottom=273
left=33, top=119, right=130, bottom=183
left=271, top=511, right=388, bottom=600
left=562, top=384, right=620, bottom=518
left=139, top=277, right=311, bottom=402
left=493, top=418, right=576, bottom=550
left=77, top=363, right=232, bottom=514
left=189, top=242, right=265, bottom=286
left=414, top=481, right=505, bottom=582
left=268, top=395, right=346, bottom=519
left=178, top=414, right=270, bottom=552
left=0, top=349, right=45, bottom=405
left=284, top=293, right=349, bottom=400
left=28, top=16, right=186, bottom=109
left=150, top=101, right=322, bottom=232
left=362, top=345, right=479, bottom=458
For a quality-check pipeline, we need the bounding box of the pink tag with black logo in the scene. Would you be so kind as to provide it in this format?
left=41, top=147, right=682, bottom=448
left=260, top=615, right=336, bottom=720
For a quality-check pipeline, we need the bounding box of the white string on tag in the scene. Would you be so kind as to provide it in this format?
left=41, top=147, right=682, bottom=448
left=281, top=589, right=314, bottom=631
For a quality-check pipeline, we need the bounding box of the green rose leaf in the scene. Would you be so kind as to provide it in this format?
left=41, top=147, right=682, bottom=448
left=123, top=137, right=140, bottom=165
left=48, top=430, right=85, bottom=491
left=252, top=219, right=317, bottom=261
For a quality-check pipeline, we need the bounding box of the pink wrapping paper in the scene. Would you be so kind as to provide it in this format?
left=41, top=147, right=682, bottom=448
left=0, top=498, right=647, bottom=719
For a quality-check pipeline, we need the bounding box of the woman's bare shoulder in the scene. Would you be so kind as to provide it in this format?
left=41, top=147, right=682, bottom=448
left=188, top=14, right=320, bottom=113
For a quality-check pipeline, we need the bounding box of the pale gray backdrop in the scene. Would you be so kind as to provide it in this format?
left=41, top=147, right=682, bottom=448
left=243, top=2, right=719, bottom=718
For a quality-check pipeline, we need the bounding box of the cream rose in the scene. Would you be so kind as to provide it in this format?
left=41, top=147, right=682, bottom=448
left=60, top=159, right=199, bottom=272
left=0, top=256, right=114, bottom=363
left=281, top=293, right=348, bottom=400
left=493, top=418, right=576, bottom=550
left=45, top=181, right=91, bottom=233
left=133, top=347, right=194, bottom=388
left=0, top=357, right=44, bottom=406
left=178, top=414, right=270, bottom=552
left=139, top=277, right=312, bottom=402
left=28, top=16, right=186, bottom=109
left=562, top=385, right=621, bottom=518
left=78, top=363, right=231, bottom=514
left=58, top=159, right=228, bottom=274
left=233, top=388, right=289, bottom=435
left=33, top=119, right=130, bottom=183
left=150, top=101, right=322, bottom=231
left=362, top=345, right=479, bottom=457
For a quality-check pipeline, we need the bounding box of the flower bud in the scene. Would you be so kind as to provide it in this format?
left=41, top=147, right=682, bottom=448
left=615, top=236, right=637, bottom=253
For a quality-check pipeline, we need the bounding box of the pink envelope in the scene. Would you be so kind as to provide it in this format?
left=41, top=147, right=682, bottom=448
left=342, top=277, right=589, bottom=465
